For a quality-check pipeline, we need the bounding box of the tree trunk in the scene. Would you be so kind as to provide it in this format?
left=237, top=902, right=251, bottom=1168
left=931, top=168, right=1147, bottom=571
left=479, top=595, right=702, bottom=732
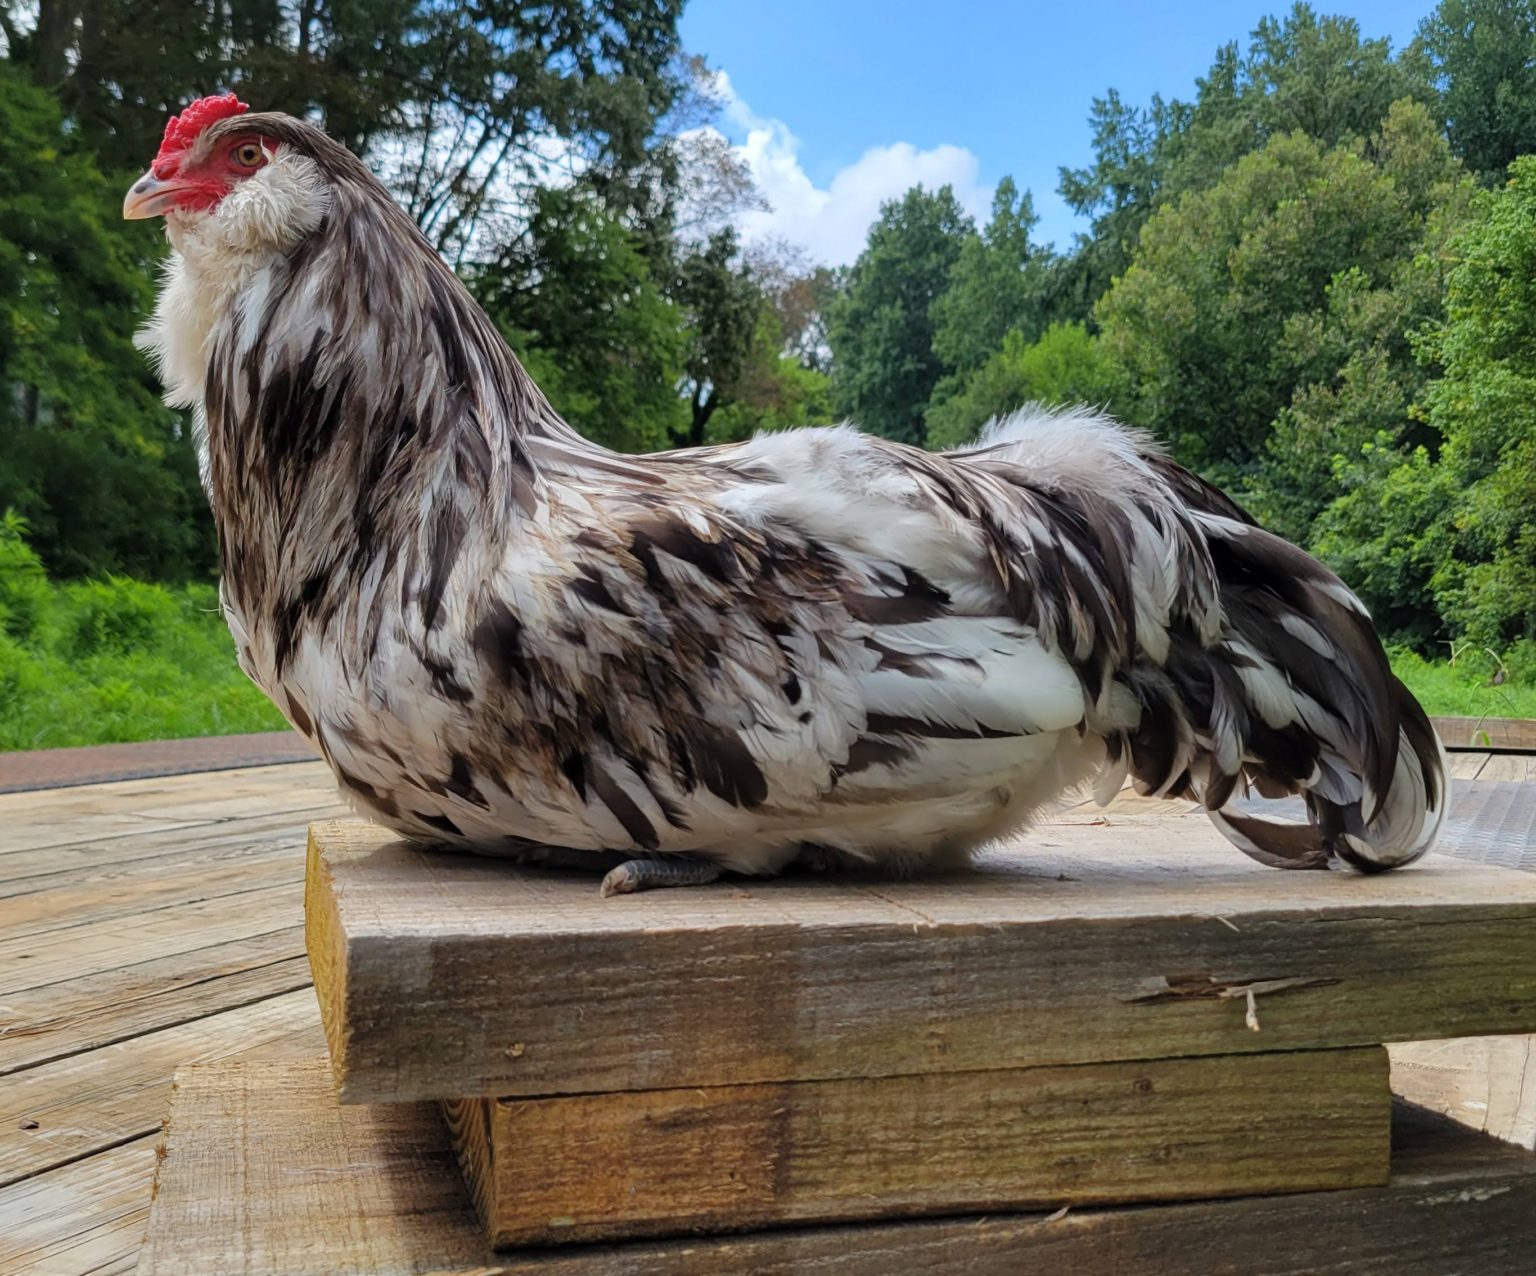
left=27, top=0, right=82, bottom=86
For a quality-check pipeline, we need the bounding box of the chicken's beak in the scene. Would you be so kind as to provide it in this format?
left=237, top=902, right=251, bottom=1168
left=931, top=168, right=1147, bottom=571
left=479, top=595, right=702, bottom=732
left=123, top=170, right=190, bottom=220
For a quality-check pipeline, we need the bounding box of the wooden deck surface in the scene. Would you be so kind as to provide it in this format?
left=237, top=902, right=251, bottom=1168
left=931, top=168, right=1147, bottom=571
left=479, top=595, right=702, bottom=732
left=0, top=749, right=1524, bottom=1274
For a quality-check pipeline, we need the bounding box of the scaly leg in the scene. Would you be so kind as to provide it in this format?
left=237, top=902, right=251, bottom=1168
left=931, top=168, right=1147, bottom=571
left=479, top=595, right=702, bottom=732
left=600, top=858, right=724, bottom=897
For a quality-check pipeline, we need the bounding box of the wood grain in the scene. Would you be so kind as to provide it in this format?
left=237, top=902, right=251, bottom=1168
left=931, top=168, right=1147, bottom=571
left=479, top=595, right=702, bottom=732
left=452, top=1048, right=1389, bottom=1246
left=0, top=761, right=335, bottom=857
left=139, top=1059, right=1536, bottom=1276
left=0, top=1135, right=158, bottom=1276
left=307, top=819, right=1536, bottom=1103
left=0, top=762, right=338, bottom=1275
left=140, top=1061, right=487, bottom=1276
left=1431, top=716, right=1536, bottom=753
left=0, top=989, right=322, bottom=1186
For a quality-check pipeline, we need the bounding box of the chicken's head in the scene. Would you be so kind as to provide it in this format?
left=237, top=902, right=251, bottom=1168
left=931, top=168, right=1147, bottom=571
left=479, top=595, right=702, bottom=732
left=124, top=94, right=330, bottom=252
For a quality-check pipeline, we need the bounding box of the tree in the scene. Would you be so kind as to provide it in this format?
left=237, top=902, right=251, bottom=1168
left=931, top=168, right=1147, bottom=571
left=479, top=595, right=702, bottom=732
left=745, top=241, right=839, bottom=374
left=471, top=185, right=687, bottom=454
left=1167, top=4, right=1434, bottom=192
left=1413, top=155, right=1536, bottom=647
left=4, top=1, right=693, bottom=261
left=924, top=324, right=1122, bottom=451
left=0, top=65, right=210, bottom=578
left=673, top=228, right=764, bottom=447
left=1057, top=89, right=1187, bottom=308
left=1416, top=0, right=1536, bottom=181
left=1097, top=101, right=1472, bottom=482
left=828, top=185, right=972, bottom=446
left=1058, top=4, right=1433, bottom=313
left=931, top=178, right=1054, bottom=375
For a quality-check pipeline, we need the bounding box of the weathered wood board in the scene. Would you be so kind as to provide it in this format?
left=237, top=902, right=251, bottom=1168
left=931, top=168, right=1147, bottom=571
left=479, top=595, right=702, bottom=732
left=306, top=819, right=1536, bottom=1104
left=139, top=1059, right=1536, bottom=1276
left=446, top=1047, right=1389, bottom=1246
left=1432, top=715, right=1536, bottom=753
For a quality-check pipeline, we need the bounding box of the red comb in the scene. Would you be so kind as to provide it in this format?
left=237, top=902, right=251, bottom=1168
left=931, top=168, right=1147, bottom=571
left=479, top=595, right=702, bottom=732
left=154, top=93, right=250, bottom=167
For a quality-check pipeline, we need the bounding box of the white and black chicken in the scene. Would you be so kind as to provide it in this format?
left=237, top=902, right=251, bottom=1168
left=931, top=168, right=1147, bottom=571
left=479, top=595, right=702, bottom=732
left=125, top=95, right=1447, bottom=894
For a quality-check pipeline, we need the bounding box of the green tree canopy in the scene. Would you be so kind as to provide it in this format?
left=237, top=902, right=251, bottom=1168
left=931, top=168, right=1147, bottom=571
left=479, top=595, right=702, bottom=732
left=1097, top=100, right=1471, bottom=480
left=0, top=65, right=209, bottom=578
left=828, top=185, right=972, bottom=446
left=924, top=323, right=1122, bottom=451
left=1415, top=154, right=1536, bottom=647
left=471, top=185, right=687, bottom=454
left=5, top=0, right=693, bottom=260
left=1416, top=0, right=1536, bottom=181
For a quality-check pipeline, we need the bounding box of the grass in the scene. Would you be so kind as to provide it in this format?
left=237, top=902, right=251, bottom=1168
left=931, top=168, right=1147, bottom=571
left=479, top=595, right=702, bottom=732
left=1387, top=648, right=1536, bottom=720
left=0, top=576, right=286, bottom=752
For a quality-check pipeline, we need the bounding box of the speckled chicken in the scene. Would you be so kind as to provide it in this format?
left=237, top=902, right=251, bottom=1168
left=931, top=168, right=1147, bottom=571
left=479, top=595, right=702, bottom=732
left=125, top=95, right=1448, bottom=894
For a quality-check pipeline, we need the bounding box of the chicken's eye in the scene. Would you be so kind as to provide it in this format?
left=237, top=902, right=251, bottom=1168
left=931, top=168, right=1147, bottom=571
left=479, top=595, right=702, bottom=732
left=232, top=142, right=265, bottom=169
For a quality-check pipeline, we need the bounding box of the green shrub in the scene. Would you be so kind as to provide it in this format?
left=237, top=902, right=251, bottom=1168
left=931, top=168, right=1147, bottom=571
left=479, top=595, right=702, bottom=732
left=0, top=510, right=53, bottom=643
left=59, top=575, right=184, bottom=659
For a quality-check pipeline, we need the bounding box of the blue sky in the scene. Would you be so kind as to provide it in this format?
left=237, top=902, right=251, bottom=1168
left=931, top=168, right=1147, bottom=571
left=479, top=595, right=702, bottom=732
left=679, top=1, right=1427, bottom=262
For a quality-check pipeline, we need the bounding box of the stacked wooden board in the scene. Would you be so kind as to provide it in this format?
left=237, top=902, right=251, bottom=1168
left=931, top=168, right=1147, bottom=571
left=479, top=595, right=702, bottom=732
left=140, top=814, right=1536, bottom=1271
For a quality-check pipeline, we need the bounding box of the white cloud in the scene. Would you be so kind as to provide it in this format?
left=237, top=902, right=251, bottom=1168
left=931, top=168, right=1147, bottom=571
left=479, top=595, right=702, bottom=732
left=701, top=72, right=991, bottom=267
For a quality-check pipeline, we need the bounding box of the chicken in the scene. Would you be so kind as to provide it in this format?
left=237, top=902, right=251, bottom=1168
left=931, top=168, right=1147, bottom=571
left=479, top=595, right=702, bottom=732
left=125, top=95, right=1448, bottom=895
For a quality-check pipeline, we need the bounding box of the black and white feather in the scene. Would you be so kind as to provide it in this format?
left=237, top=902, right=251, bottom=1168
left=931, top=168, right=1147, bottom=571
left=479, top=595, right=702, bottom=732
left=134, top=112, right=1448, bottom=886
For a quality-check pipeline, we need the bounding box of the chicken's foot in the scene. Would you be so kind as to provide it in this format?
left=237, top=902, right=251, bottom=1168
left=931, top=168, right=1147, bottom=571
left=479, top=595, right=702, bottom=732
left=599, top=858, right=723, bottom=897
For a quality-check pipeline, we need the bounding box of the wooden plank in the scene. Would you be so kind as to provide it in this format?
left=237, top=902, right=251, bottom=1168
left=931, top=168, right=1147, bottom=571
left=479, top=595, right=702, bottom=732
left=0, top=932, right=308, bottom=1076
left=0, top=761, right=336, bottom=856
left=1391, top=1036, right=1536, bottom=1150
left=1476, top=753, right=1536, bottom=782
left=141, top=1061, right=486, bottom=1276
left=0, top=988, right=321, bottom=1186
left=0, top=880, right=303, bottom=996
left=139, top=1059, right=1536, bottom=1276
left=452, top=1048, right=1389, bottom=1246
left=308, top=819, right=1536, bottom=1103
left=0, top=839, right=306, bottom=942
left=0, top=799, right=343, bottom=892
left=1447, top=751, right=1491, bottom=781
left=0, top=1134, right=157, bottom=1275
left=1432, top=715, right=1536, bottom=753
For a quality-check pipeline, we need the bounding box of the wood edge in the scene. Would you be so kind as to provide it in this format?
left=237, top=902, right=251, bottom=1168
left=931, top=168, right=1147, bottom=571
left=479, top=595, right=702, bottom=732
left=470, top=1046, right=1392, bottom=1248
left=1431, top=715, right=1536, bottom=753
left=444, top=1097, right=498, bottom=1242
left=304, top=824, right=352, bottom=1098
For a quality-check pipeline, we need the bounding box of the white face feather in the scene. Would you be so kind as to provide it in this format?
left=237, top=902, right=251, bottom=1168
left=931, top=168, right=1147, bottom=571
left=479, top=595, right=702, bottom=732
left=135, top=151, right=331, bottom=415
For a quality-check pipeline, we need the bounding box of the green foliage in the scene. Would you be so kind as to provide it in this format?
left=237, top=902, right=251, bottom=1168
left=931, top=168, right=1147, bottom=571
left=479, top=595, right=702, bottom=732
left=828, top=185, right=973, bottom=446
left=1414, top=154, right=1536, bottom=647
left=1388, top=647, right=1536, bottom=719
left=1416, top=0, right=1536, bottom=180
left=931, top=178, right=1055, bottom=374
left=1058, top=4, right=1434, bottom=313
left=1312, top=447, right=1461, bottom=645
left=473, top=186, right=688, bottom=453
left=1166, top=5, right=1435, bottom=194
left=1097, top=101, right=1471, bottom=477
left=0, top=64, right=212, bottom=580
left=0, top=524, right=284, bottom=751
left=8, top=0, right=691, bottom=260
left=925, top=324, right=1122, bottom=451
left=0, top=511, right=51, bottom=642
left=709, top=346, right=834, bottom=442
left=674, top=228, right=767, bottom=446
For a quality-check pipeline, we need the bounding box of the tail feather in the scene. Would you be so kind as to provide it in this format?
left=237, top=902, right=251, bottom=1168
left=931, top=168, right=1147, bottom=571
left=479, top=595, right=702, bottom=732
left=1125, top=509, right=1448, bottom=872
left=960, top=407, right=1446, bottom=873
